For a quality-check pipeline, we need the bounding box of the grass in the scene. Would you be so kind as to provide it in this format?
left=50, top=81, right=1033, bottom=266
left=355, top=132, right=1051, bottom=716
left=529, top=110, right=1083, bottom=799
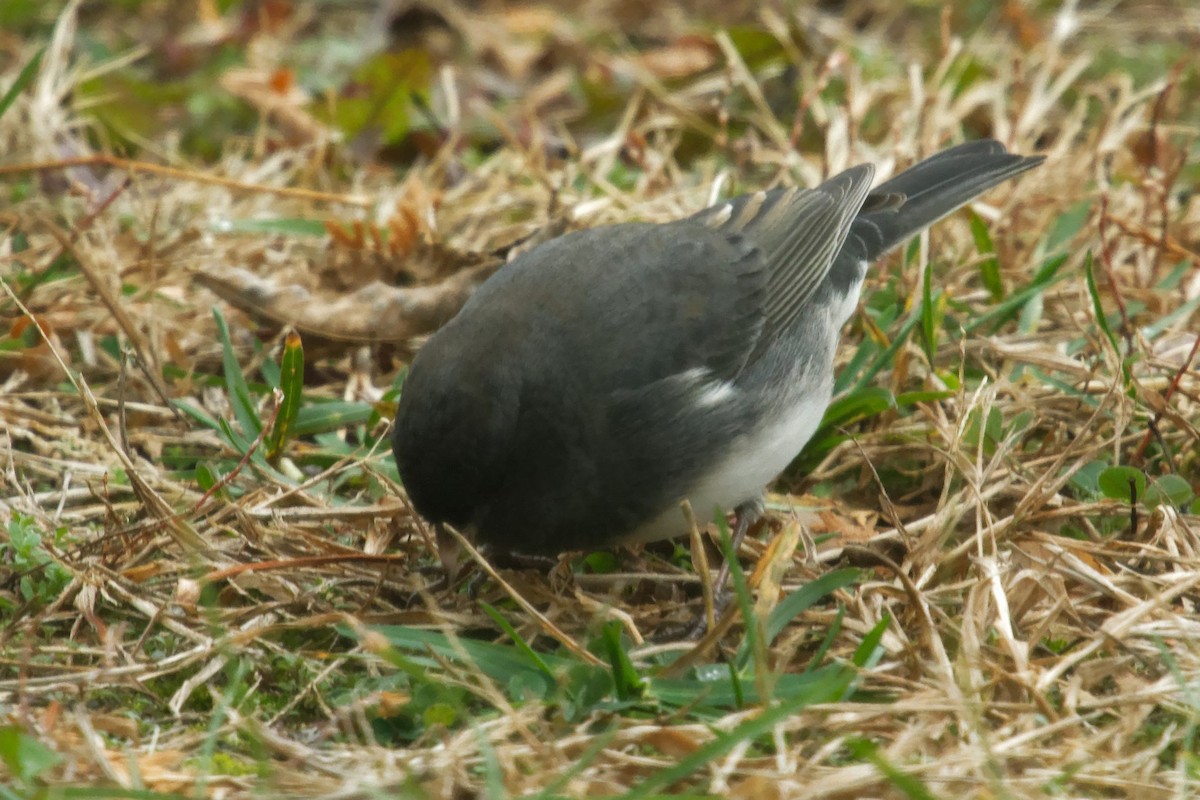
left=2, top=1, right=1199, bottom=797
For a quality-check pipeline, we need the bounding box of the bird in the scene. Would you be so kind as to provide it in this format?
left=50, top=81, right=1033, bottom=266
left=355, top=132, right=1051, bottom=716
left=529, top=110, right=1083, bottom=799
left=392, top=139, right=1043, bottom=557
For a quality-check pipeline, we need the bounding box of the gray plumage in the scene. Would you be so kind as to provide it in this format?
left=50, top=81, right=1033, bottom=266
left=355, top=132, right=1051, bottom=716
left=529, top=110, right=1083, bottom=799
left=393, top=140, right=1043, bottom=553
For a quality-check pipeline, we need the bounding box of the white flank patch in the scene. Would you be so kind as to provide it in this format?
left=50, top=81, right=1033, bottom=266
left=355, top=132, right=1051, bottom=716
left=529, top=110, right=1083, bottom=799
left=697, top=380, right=735, bottom=407
left=679, top=367, right=736, bottom=409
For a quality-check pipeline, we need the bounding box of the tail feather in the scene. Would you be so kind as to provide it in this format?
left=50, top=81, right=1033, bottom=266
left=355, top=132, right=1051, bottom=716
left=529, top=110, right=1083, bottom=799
left=847, top=140, right=1044, bottom=262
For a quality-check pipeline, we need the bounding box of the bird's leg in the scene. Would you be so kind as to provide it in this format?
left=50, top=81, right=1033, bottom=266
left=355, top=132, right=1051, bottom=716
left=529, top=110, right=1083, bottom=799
left=712, top=496, right=765, bottom=606
left=687, top=496, right=765, bottom=639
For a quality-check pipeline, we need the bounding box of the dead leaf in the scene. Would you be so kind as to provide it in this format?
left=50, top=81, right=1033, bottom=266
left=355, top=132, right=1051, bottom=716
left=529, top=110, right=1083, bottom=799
left=90, top=713, right=140, bottom=742
left=640, top=727, right=705, bottom=758
left=122, top=562, right=167, bottom=583
left=111, top=750, right=192, bottom=793
left=75, top=582, right=106, bottom=639
left=632, top=36, right=719, bottom=80
left=729, top=774, right=783, bottom=800
left=220, top=66, right=325, bottom=145
left=194, top=255, right=498, bottom=345
left=5, top=315, right=69, bottom=384
left=751, top=520, right=802, bottom=621
left=375, top=690, right=411, bottom=718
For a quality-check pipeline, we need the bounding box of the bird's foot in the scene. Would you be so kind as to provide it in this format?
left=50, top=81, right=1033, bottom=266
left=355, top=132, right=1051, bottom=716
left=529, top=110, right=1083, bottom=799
left=686, top=497, right=766, bottom=640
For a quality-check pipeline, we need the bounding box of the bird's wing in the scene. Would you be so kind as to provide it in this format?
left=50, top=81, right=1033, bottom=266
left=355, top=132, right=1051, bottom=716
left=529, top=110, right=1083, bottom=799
left=483, top=221, right=763, bottom=388
left=465, top=165, right=877, bottom=394
left=689, top=164, right=876, bottom=346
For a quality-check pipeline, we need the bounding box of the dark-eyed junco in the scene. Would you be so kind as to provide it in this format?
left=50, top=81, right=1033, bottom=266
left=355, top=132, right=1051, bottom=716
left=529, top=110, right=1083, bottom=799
left=393, top=140, right=1043, bottom=555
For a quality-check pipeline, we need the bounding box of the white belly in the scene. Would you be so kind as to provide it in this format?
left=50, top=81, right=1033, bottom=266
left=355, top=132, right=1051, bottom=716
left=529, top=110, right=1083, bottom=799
left=622, top=386, right=831, bottom=543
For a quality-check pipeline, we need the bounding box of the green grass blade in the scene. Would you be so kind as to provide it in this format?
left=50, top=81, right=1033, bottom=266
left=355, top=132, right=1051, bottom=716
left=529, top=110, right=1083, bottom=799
left=1083, top=249, right=1137, bottom=391
left=479, top=602, right=557, bottom=679
left=267, top=330, right=305, bottom=459
left=1043, top=199, right=1091, bottom=254
left=1142, top=292, right=1200, bottom=340
left=292, top=401, right=375, bottom=436
left=194, top=462, right=222, bottom=495
left=799, top=387, right=896, bottom=470
left=599, top=620, right=647, bottom=701
left=850, top=306, right=923, bottom=393
left=364, top=625, right=567, bottom=695
left=211, top=217, right=329, bottom=237
left=1017, top=286, right=1044, bottom=334
left=732, top=567, right=860, bottom=676
left=833, top=338, right=879, bottom=394
left=173, top=399, right=222, bottom=433
left=623, top=669, right=853, bottom=799
left=1083, top=250, right=1120, bottom=356
left=726, top=660, right=746, bottom=709
left=717, top=516, right=762, bottom=683
left=969, top=210, right=1003, bottom=301
left=216, top=415, right=253, bottom=454
left=763, top=568, right=860, bottom=647
left=212, top=307, right=262, bottom=438
left=648, top=664, right=850, bottom=710
left=838, top=615, right=891, bottom=703
left=920, top=265, right=940, bottom=364
left=804, top=605, right=845, bottom=675
left=852, top=615, right=890, bottom=670
left=822, top=386, right=896, bottom=429
left=0, top=46, right=43, bottom=122
left=0, top=723, right=61, bottom=785
left=51, top=790, right=193, bottom=799
left=964, top=253, right=1069, bottom=334
left=212, top=417, right=294, bottom=484
left=474, top=722, right=506, bottom=800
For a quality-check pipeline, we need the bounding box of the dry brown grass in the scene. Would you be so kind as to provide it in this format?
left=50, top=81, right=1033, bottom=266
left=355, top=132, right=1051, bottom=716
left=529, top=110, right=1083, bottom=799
left=2, top=1, right=1199, bottom=797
